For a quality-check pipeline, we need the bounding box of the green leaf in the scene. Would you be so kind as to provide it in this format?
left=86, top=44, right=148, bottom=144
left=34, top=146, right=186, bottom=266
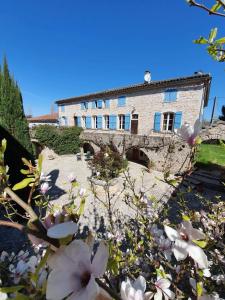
left=194, top=37, right=208, bottom=44
left=215, top=37, right=225, bottom=44
left=192, top=240, right=207, bottom=248
left=38, top=154, right=43, bottom=172
left=20, top=169, right=30, bottom=175
left=209, top=28, right=218, bottom=43
left=12, top=177, right=35, bottom=190
left=78, top=198, right=85, bottom=215
left=0, top=285, right=24, bottom=293
left=211, top=2, right=221, bottom=12
left=1, top=139, right=7, bottom=153
left=182, top=215, right=190, bottom=221
left=197, top=282, right=203, bottom=297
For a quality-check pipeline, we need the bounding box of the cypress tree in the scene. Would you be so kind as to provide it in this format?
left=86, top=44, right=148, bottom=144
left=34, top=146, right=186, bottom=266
left=0, top=57, right=33, bottom=154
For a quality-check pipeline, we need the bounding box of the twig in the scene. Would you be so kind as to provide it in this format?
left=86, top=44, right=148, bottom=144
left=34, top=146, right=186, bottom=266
left=4, top=186, right=38, bottom=221
left=188, top=0, right=225, bottom=17
left=0, top=220, right=25, bottom=231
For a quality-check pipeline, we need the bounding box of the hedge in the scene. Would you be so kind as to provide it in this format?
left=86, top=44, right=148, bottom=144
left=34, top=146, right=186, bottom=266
left=34, top=125, right=82, bottom=155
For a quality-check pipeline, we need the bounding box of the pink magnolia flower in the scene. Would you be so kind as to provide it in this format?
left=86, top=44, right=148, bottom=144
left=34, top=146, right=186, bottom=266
left=164, top=221, right=208, bottom=269
left=40, top=182, right=51, bottom=194
left=47, top=221, right=78, bottom=239
left=46, top=240, right=108, bottom=300
left=177, top=119, right=201, bottom=146
left=120, top=275, right=151, bottom=300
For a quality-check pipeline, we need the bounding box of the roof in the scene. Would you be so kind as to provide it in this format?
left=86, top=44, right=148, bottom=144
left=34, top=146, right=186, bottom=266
left=27, top=113, right=58, bottom=123
left=55, top=73, right=211, bottom=106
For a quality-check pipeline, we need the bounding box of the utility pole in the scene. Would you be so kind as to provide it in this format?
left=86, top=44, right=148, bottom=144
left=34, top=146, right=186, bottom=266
left=210, top=96, right=217, bottom=124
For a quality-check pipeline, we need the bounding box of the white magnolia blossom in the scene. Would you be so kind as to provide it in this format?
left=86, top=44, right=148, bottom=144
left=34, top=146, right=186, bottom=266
left=79, top=188, right=86, bottom=197
left=164, top=221, right=208, bottom=269
left=177, top=119, right=201, bottom=146
left=46, top=240, right=108, bottom=300
left=68, top=172, right=76, bottom=183
left=40, top=172, right=51, bottom=182
left=47, top=221, right=78, bottom=239
left=40, top=182, right=51, bottom=194
left=120, top=275, right=152, bottom=300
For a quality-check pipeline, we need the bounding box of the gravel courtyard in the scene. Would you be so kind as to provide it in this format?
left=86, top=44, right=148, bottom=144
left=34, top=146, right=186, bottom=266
left=41, top=148, right=174, bottom=231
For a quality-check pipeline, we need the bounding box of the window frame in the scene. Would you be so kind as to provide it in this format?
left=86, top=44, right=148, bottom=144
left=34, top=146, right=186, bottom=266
left=118, top=114, right=125, bottom=130
left=104, top=115, right=110, bottom=129
left=163, top=112, right=175, bottom=132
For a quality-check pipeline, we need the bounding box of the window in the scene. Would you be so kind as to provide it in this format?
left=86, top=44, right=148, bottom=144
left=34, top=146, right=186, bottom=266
left=81, top=102, right=88, bottom=110
left=74, top=116, right=78, bottom=126
left=93, top=116, right=97, bottom=129
left=163, top=112, right=174, bottom=131
left=132, top=114, right=138, bottom=119
left=97, top=100, right=102, bottom=109
left=82, top=116, right=86, bottom=128
left=61, top=116, right=68, bottom=126
left=164, top=89, right=177, bottom=102
left=118, top=96, right=126, bottom=107
left=61, top=105, right=65, bottom=112
left=104, top=115, right=109, bottom=129
left=119, top=115, right=125, bottom=130
left=104, top=99, right=110, bottom=108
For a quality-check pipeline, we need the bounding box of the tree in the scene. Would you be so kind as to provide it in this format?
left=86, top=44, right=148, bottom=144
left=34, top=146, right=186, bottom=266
left=219, top=105, right=225, bottom=120
left=0, top=57, right=33, bottom=154
left=187, top=0, right=225, bottom=62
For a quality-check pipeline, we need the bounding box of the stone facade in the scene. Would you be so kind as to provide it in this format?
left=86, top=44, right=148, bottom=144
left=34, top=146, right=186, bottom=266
left=56, top=74, right=211, bottom=136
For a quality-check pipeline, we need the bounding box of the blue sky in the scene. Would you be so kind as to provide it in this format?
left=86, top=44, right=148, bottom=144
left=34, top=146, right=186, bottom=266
left=0, top=0, right=224, bottom=119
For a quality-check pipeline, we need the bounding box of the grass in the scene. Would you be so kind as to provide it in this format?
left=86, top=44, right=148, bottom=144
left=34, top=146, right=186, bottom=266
left=196, top=143, right=225, bottom=167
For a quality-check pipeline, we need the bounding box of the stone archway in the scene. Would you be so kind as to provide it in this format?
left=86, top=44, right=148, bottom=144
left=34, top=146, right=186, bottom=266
left=83, top=142, right=95, bottom=155
left=126, top=147, right=150, bottom=167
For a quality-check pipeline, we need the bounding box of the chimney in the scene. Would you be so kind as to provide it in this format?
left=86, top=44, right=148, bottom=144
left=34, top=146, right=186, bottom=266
left=144, top=70, right=151, bottom=83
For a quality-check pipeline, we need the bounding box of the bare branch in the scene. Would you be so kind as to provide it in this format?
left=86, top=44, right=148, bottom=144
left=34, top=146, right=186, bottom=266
left=189, top=0, right=225, bottom=17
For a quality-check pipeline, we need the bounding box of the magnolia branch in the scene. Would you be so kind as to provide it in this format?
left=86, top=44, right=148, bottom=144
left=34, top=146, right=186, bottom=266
left=188, top=0, right=225, bottom=17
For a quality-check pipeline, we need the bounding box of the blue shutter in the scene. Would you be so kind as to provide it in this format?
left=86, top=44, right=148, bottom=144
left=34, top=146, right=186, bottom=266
left=97, top=100, right=102, bottom=109
left=174, top=112, right=182, bottom=129
left=170, top=89, right=177, bottom=101
left=64, top=117, right=68, bottom=126
left=77, top=117, right=81, bottom=127
left=125, top=114, right=130, bottom=131
left=81, top=102, right=85, bottom=110
left=105, top=99, right=110, bottom=108
left=164, top=91, right=170, bottom=102
left=109, top=115, right=117, bottom=130
left=85, top=102, right=89, bottom=109
left=154, top=112, right=161, bottom=132
left=61, top=105, right=65, bottom=112
left=118, top=96, right=126, bottom=107
left=92, top=101, right=96, bottom=109
left=86, top=116, right=91, bottom=129
left=164, top=89, right=177, bottom=102
left=97, top=116, right=102, bottom=129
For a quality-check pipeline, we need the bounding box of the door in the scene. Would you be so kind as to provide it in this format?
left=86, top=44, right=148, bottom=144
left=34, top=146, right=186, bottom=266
left=131, top=119, right=138, bottom=134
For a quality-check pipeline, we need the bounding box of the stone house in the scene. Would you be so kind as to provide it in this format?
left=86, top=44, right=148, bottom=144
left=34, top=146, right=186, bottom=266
left=27, top=113, right=59, bottom=128
left=56, top=73, right=211, bottom=136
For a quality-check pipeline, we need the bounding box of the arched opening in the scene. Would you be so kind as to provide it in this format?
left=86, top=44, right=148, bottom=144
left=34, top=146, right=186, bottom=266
left=83, top=142, right=95, bottom=155
left=126, top=148, right=150, bottom=167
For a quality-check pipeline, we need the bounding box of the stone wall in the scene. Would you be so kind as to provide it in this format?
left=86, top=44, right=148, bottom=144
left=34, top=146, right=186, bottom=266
left=59, top=83, right=205, bottom=135
left=81, top=130, right=191, bottom=174
left=200, top=121, right=225, bottom=141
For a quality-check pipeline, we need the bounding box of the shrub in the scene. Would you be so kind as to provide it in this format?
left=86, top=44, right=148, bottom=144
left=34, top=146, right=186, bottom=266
left=34, top=125, right=82, bottom=155
left=89, top=145, right=128, bottom=180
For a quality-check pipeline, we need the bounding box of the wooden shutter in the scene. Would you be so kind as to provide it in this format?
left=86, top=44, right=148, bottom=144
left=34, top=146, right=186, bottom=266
left=125, top=114, right=130, bottom=131
left=86, top=116, right=91, bottom=128
left=105, top=99, right=110, bottom=108
left=118, top=96, right=126, bottom=107
left=97, top=100, right=102, bottom=109
left=109, top=115, right=117, bottom=130
left=97, top=116, right=102, bottom=129
left=92, top=101, right=96, bottom=109
left=174, top=111, right=182, bottom=129
left=80, top=102, right=85, bottom=110
left=154, top=112, right=161, bottom=132
left=77, top=117, right=81, bottom=127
